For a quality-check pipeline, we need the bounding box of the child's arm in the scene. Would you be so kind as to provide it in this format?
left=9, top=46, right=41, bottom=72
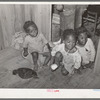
left=40, top=33, right=52, bottom=51
left=46, top=43, right=52, bottom=51
left=89, top=39, right=96, bottom=62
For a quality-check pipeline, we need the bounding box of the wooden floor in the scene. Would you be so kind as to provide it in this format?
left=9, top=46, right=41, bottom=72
left=0, top=47, right=100, bottom=89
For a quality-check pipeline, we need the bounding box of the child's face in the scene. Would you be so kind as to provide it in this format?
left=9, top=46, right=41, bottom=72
left=78, top=32, right=87, bottom=46
left=56, top=5, right=64, bottom=11
left=64, top=35, right=76, bottom=50
left=27, top=26, right=38, bottom=37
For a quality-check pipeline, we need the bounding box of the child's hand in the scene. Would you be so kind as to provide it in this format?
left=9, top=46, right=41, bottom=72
left=23, top=51, right=28, bottom=57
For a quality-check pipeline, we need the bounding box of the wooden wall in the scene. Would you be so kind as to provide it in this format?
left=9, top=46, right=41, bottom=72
left=0, top=4, right=51, bottom=49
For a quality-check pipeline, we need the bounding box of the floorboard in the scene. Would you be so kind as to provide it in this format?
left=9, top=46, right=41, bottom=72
left=0, top=47, right=100, bottom=89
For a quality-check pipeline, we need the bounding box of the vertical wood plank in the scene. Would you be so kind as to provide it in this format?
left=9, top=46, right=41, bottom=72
left=41, top=5, right=51, bottom=41
left=31, top=4, right=51, bottom=41
left=14, top=4, right=25, bottom=32
left=31, top=5, right=42, bottom=33
left=24, top=5, right=31, bottom=21
left=0, top=4, right=15, bottom=47
left=0, top=15, right=4, bottom=50
left=94, top=38, right=100, bottom=74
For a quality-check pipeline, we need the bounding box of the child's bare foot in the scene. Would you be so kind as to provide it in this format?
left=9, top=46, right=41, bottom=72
left=34, top=64, right=38, bottom=71
left=43, top=63, right=47, bottom=67
left=61, top=66, right=69, bottom=76
left=82, top=65, right=87, bottom=69
left=74, top=69, right=82, bottom=75
left=77, top=69, right=82, bottom=75
left=88, top=65, right=94, bottom=69
left=87, top=62, right=94, bottom=69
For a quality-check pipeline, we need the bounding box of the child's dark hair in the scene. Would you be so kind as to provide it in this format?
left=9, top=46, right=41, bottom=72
left=75, top=26, right=87, bottom=36
left=63, top=29, right=77, bottom=41
left=75, top=26, right=92, bottom=38
left=23, top=21, right=38, bottom=33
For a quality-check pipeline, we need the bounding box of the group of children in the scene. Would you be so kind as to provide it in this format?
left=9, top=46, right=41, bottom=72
left=22, top=20, right=96, bottom=76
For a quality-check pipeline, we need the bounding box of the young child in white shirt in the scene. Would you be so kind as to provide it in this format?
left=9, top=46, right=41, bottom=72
left=76, top=27, right=96, bottom=69
left=22, top=21, right=51, bottom=71
left=50, top=29, right=81, bottom=75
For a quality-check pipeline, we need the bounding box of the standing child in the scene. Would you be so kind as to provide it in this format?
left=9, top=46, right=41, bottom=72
left=50, top=29, right=81, bottom=75
left=76, top=27, right=96, bottom=69
left=22, top=21, right=51, bottom=71
left=52, top=4, right=64, bottom=43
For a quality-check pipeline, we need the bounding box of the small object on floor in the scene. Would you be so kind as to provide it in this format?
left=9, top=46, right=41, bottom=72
left=51, top=64, right=58, bottom=71
left=12, top=68, right=38, bottom=79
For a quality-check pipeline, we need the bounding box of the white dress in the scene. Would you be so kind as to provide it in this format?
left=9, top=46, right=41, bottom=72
left=23, top=32, right=48, bottom=53
left=51, top=43, right=81, bottom=74
left=76, top=38, right=96, bottom=65
left=22, top=32, right=48, bottom=66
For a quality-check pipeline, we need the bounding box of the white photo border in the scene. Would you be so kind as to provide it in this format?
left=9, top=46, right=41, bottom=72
left=0, top=1, right=100, bottom=98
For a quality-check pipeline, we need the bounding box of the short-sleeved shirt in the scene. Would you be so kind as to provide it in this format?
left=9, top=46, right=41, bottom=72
left=51, top=43, right=81, bottom=74
left=23, top=33, right=48, bottom=53
left=76, top=38, right=96, bottom=65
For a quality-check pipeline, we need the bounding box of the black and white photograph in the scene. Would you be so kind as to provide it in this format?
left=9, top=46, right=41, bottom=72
left=0, top=3, right=100, bottom=90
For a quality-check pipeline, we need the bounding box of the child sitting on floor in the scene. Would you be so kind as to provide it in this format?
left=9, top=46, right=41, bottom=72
left=22, top=21, right=51, bottom=71
left=50, top=29, right=82, bottom=75
left=76, top=27, right=96, bottom=69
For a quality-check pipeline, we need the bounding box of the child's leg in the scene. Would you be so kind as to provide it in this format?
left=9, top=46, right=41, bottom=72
left=31, top=52, right=38, bottom=71
left=54, top=51, right=63, bottom=67
left=50, top=51, right=63, bottom=71
left=42, top=52, right=51, bottom=66
left=50, top=56, right=55, bottom=66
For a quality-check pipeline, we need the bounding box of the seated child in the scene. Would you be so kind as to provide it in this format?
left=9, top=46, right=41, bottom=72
left=50, top=29, right=82, bottom=75
left=22, top=21, right=51, bottom=71
left=76, top=27, right=96, bottom=69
